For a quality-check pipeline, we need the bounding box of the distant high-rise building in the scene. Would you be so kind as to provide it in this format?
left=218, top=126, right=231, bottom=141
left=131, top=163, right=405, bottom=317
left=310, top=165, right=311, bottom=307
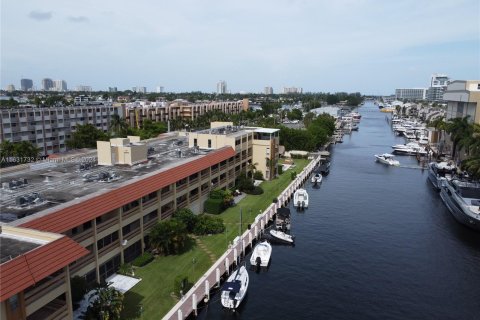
left=133, top=86, right=147, bottom=93
left=217, top=81, right=227, bottom=94
left=5, top=84, right=15, bottom=92
left=395, top=88, right=427, bottom=100
left=264, top=87, right=273, bottom=95
left=20, top=79, right=33, bottom=91
left=427, top=73, right=450, bottom=101
left=108, top=87, right=117, bottom=92
left=282, top=87, right=303, bottom=94
left=41, top=78, right=54, bottom=91
left=75, top=85, right=92, bottom=92
left=53, top=80, right=68, bottom=92
left=156, top=86, right=165, bottom=93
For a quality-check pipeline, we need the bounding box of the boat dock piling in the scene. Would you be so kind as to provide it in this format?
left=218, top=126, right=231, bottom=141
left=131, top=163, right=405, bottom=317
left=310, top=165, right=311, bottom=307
left=162, top=156, right=322, bottom=320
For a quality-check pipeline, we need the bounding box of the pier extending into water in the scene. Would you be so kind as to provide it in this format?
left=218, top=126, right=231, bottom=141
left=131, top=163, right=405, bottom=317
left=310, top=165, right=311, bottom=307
left=162, top=156, right=321, bottom=320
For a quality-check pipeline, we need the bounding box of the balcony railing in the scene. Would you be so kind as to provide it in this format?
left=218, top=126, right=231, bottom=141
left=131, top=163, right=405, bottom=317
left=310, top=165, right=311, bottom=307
left=72, top=229, right=94, bottom=244
left=24, top=273, right=65, bottom=306
left=161, top=209, right=174, bottom=220
left=189, top=177, right=199, bottom=185
left=176, top=200, right=188, bottom=209
left=143, top=219, right=158, bottom=231
left=219, top=164, right=227, bottom=171
left=161, top=190, right=173, bottom=199
left=26, top=299, right=68, bottom=320
left=201, top=188, right=209, bottom=196
left=141, top=199, right=158, bottom=210
left=122, top=207, right=140, bottom=220
left=98, top=241, right=120, bottom=257
left=189, top=194, right=199, bottom=202
left=124, top=228, right=141, bottom=241
left=70, top=254, right=95, bottom=273
left=211, top=168, right=219, bottom=175
left=97, top=218, right=118, bottom=233
left=176, top=183, right=187, bottom=192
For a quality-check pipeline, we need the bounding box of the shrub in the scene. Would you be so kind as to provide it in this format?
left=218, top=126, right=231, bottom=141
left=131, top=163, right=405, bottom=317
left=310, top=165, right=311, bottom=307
left=193, top=215, right=226, bottom=235
left=253, top=171, right=264, bottom=180
left=204, top=197, right=225, bottom=214
left=245, top=186, right=264, bottom=195
left=173, top=275, right=192, bottom=297
left=118, top=263, right=134, bottom=276
left=209, top=188, right=225, bottom=199
left=173, top=208, right=198, bottom=233
left=236, top=174, right=254, bottom=192
left=278, top=164, right=283, bottom=175
left=291, top=171, right=297, bottom=180
left=132, top=252, right=154, bottom=267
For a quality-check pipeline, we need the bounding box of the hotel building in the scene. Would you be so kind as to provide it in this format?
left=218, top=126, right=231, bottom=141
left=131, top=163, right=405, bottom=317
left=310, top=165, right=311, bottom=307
left=395, top=88, right=426, bottom=100
left=0, top=125, right=279, bottom=318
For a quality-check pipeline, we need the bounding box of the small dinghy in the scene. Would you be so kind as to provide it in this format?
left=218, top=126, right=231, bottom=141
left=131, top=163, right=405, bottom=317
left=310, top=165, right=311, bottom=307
left=250, top=241, right=272, bottom=267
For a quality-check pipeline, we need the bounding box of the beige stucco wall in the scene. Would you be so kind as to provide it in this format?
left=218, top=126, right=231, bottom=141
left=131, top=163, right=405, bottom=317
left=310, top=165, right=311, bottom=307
left=210, top=121, right=234, bottom=129
left=97, top=141, right=113, bottom=165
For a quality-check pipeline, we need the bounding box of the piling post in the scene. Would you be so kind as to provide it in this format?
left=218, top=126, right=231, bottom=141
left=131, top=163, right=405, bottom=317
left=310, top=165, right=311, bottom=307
left=192, top=294, right=197, bottom=316
left=225, top=258, right=230, bottom=275
left=205, top=280, right=210, bottom=301
left=216, top=268, right=220, bottom=286
left=177, top=309, right=183, bottom=320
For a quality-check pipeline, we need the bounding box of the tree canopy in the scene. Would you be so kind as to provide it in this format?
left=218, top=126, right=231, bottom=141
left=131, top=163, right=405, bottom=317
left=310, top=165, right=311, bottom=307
left=66, top=124, right=109, bottom=149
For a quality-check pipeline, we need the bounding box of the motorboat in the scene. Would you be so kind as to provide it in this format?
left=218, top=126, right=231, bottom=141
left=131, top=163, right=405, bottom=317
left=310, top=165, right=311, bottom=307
left=269, top=229, right=295, bottom=244
left=319, top=160, right=330, bottom=175
left=250, top=241, right=272, bottom=267
left=374, top=153, right=400, bottom=166
left=428, top=161, right=456, bottom=191
left=275, top=207, right=291, bottom=231
left=293, top=188, right=309, bottom=209
left=391, top=142, right=427, bottom=156
left=221, top=266, right=249, bottom=310
left=311, top=172, right=323, bottom=184
left=440, top=179, right=480, bottom=231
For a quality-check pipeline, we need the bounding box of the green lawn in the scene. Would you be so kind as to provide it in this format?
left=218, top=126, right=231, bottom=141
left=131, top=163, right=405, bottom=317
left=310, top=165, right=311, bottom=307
left=122, top=158, right=310, bottom=319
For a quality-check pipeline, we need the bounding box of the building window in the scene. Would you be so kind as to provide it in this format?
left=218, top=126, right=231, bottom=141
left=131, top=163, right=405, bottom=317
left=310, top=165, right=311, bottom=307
left=194, top=138, right=198, bottom=147
left=208, top=139, right=212, bottom=148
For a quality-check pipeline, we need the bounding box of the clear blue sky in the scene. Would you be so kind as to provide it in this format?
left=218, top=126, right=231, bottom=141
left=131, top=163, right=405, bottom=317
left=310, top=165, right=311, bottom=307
left=1, top=0, right=479, bottom=94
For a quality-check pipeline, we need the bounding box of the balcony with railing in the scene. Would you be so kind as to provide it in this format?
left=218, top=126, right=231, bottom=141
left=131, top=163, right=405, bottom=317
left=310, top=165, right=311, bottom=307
left=176, top=182, right=188, bottom=192
left=142, top=198, right=158, bottom=211
left=211, top=167, right=219, bottom=175
left=72, top=229, right=94, bottom=244
left=69, top=253, right=95, bottom=274
left=24, top=273, right=65, bottom=307
left=122, top=207, right=140, bottom=220
left=143, top=219, right=158, bottom=231
left=26, top=298, right=68, bottom=320
left=160, top=208, right=174, bottom=220
left=96, top=218, right=119, bottom=234
left=124, top=228, right=141, bottom=241
left=98, top=240, right=120, bottom=257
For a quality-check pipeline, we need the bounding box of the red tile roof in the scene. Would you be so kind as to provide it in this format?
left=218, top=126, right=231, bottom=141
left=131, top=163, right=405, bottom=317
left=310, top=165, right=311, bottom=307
left=20, top=147, right=235, bottom=233
left=0, top=236, right=88, bottom=301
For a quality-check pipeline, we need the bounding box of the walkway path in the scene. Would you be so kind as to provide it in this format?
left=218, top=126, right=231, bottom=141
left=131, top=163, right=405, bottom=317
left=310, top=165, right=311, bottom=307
left=192, top=236, right=216, bottom=263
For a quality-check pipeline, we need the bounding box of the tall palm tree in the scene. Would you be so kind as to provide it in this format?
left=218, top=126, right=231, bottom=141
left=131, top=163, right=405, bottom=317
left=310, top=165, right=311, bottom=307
left=109, top=114, right=128, bottom=137
left=446, top=116, right=471, bottom=159
left=247, top=161, right=258, bottom=182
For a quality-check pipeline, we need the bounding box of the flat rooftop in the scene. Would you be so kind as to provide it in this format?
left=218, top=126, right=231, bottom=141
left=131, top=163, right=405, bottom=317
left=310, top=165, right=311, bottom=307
left=196, top=125, right=248, bottom=137
left=0, top=134, right=216, bottom=224
left=0, top=235, right=41, bottom=263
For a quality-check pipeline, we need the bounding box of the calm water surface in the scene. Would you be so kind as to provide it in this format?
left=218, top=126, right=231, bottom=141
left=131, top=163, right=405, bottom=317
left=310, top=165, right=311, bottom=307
left=198, top=102, right=480, bottom=320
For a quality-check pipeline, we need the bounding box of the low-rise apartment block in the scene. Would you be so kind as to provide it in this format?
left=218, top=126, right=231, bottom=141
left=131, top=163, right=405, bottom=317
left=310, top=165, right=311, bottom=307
left=0, top=104, right=121, bottom=155
left=123, top=99, right=249, bottom=128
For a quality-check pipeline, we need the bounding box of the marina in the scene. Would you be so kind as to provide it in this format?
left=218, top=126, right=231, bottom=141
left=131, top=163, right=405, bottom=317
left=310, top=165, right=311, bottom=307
left=194, top=101, right=480, bottom=320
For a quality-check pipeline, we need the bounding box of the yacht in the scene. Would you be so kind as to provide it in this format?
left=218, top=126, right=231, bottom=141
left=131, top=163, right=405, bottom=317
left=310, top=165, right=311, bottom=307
left=311, top=172, right=323, bottom=184
left=391, top=142, right=427, bottom=156
left=374, top=153, right=400, bottom=166
left=250, top=241, right=272, bottom=267
left=221, top=266, right=249, bottom=310
left=440, top=179, right=480, bottom=231
left=428, top=161, right=456, bottom=191
left=293, top=188, right=309, bottom=209
left=269, top=229, right=295, bottom=244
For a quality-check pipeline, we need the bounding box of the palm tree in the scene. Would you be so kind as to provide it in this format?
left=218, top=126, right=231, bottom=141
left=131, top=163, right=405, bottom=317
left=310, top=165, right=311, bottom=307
left=109, top=114, right=128, bottom=137
left=446, top=117, right=471, bottom=159
left=247, top=161, right=258, bottom=183
left=85, top=286, right=124, bottom=320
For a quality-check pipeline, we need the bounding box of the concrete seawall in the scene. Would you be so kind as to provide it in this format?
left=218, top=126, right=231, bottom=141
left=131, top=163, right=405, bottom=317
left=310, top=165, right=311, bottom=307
left=163, top=156, right=322, bottom=320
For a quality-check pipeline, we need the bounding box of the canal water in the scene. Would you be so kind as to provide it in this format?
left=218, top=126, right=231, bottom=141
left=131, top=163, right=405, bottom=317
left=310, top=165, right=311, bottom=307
left=198, top=102, right=480, bottom=320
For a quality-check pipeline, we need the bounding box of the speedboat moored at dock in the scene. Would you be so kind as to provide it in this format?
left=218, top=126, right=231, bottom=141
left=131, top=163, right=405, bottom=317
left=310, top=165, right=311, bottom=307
left=269, top=229, right=295, bottom=244
left=250, top=241, right=272, bottom=267
left=293, top=188, right=309, bottom=209
left=221, top=266, right=249, bottom=310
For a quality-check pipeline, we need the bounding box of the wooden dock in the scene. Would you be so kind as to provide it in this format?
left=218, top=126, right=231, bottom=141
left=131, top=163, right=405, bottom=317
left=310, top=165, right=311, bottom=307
left=162, top=156, right=321, bottom=320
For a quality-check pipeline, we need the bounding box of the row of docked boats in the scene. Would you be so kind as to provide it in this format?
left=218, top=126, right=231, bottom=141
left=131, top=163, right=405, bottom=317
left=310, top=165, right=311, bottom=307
left=427, top=161, right=480, bottom=231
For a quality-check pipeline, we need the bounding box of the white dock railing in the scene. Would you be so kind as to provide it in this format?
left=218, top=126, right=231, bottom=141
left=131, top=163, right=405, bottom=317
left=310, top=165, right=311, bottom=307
left=162, top=156, right=322, bottom=320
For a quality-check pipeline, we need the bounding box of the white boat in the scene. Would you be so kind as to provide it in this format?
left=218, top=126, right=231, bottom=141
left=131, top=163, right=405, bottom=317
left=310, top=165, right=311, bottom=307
left=221, top=266, right=249, bottom=310
left=391, top=142, right=427, bottom=156
left=311, top=172, right=323, bottom=184
left=250, top=241, right=272, bottom=267
left=374, top=153, right=400, bottom=166
left=269, top=229, right=295, bottom=244
left=293, top=188, right=309, bottom=209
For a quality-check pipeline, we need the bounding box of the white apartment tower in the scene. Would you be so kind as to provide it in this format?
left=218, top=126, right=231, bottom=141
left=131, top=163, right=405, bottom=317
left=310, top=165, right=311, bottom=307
left=264, top=87, right=273, bottom=95
left=53, top=80, right=68, bottom=92
left=217, top=81, right=227, bottom=94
